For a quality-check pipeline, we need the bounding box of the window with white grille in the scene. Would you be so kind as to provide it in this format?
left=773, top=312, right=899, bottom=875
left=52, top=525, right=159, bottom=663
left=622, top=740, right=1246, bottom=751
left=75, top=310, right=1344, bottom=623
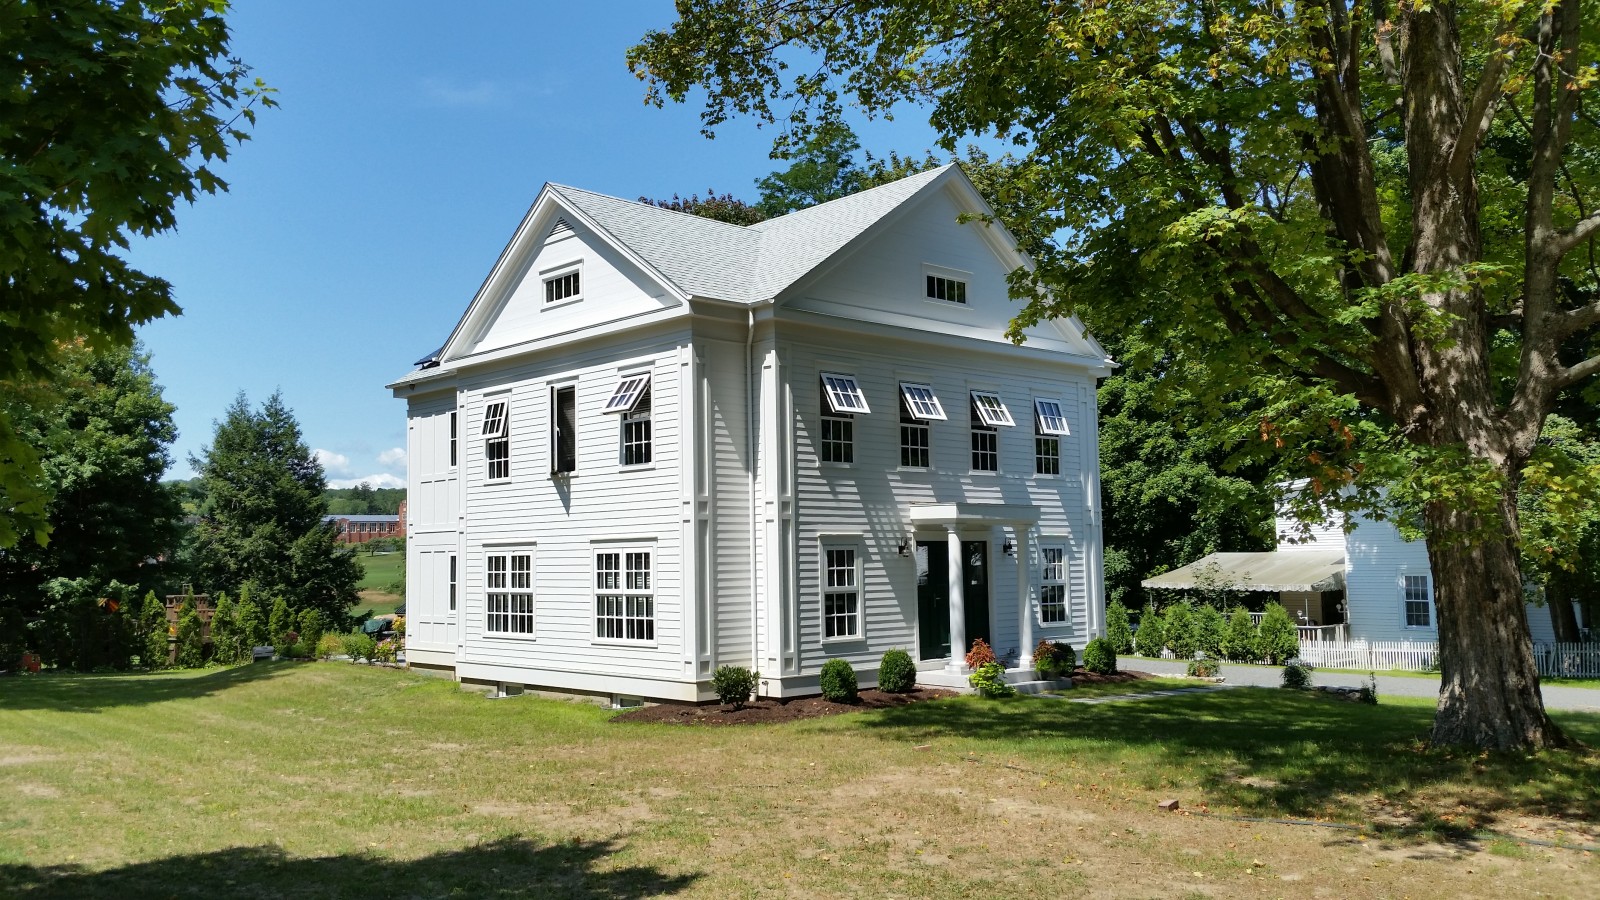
left=900, top=389, right=930, bottom=468
left=544, top=268, right=580, bottom=304
left=1034, top=398, right=1070, bottom=435
left=819, top=378, right=861, bottom=464
left=1040, top=546, right=1067, bottom=623
left=605, top=374, right=653, bottom=467
left=483, top=400, right=509, bottom=480
left=485, top=550, right=534, bottom=636
left=823, top=546, right=860, bottom=639
left=926, top=274, right=967, bottom=303
left=899, top=383, right=947, bottom=420
left=595, top=549, right=654, bottom=642
left=971, top=402, right=998, bottom=472
left=1403, top=574, right=1432, bottom=627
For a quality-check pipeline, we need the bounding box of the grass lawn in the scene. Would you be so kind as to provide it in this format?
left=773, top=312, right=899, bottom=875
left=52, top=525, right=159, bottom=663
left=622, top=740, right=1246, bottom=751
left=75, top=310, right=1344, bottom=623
left=354, top=551, right=403, bottom=593
left=2, top=665, right=1597, bottom=899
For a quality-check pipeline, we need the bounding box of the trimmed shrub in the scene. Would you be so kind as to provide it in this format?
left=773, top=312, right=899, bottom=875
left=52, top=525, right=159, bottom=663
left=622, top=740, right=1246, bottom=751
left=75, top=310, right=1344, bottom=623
left=1186, top=655, right=1220, bottom=678
left=1192, top=605, right=1225, bottom=658
left=236, top=586, right=268, bottom=648
left=315, top=632, right=343, bottom=659
left=374, top=639, right=397, bottom=664
left=968, top=661, right=1015, bottom=698
left=269, top=595, right=295, bottom=646
left=1053, top=641, right=1078, bottom=671
left=1105, top=600, right=1134, bottom=654
left=877, top=649, right=917, bottom=693
left=1257, top=602, right=1301, bottom=664
left=139, top=590, right=167, bottom=669
left=1082, top=636, right=1117, bottom=675
left=174, top=595, right=204, bottom=668
left=1161, top=601, right=1196, bottom=658
left=341, top=632, right=376, bottom=663
left=1281, top=660, right=1313, bottom=689
left=297, top=609, right=327, bottom=657
left=819, top=658, right=858, bottom=703
left=964, top=638, right=996, bottom=669
left=1221, top=607, right=1260, bottom=663
left=712, top=664, right=757, bottom=709
left=1133, top=603, right=1165, bottom=657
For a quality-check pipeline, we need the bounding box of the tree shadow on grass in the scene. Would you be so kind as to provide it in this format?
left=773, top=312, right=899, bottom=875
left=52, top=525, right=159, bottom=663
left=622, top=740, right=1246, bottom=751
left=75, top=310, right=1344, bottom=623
left=850, top=689, right=1600, bottom=839
left=0, top=662, right=294, bottom=713
left=0, top=836, right=699, bottom=899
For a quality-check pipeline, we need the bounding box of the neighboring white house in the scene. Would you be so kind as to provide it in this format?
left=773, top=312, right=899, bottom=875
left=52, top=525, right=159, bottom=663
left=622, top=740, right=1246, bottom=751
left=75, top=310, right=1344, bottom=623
left=1142, top=498, right=1583, bottom=644
left=389, top=165, right=1113, bottom=703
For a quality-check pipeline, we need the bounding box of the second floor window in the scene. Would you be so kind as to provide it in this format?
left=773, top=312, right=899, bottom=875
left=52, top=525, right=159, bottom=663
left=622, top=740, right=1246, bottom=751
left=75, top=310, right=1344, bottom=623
left=604, top=373, right=652, bottom=466
left=551, top=385, right=576, bottom=474
left=483, top=400, right=509, bottom=480
left=1403, top=574, right=1432, bottom=627
left=819, top=373, right=867, bottom=464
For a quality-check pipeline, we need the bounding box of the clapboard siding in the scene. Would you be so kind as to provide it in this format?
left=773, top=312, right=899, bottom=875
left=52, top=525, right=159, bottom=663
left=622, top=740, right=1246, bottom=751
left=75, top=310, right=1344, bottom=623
left=782, top=327, right=1098, bottom=672
left=1343, top=512, right=1435, bottom=643
left=703, top=338, right=754, bottom=667
left=454, top=326, right=689, bottom=680
left=404, top=392, right=460, bottom=653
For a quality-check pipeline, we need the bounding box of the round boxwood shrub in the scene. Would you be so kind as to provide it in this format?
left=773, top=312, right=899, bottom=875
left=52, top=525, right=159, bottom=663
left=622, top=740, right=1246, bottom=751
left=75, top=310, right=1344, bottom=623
left=819, top=658, right=858, bottom=703
left=712, top=664, right=758, bottom=709
left=877, top=649, right=916, bottom=693
left=1281, top=660, right=1313, bottom=689
left=1082, top=636, right=1117, bottom=675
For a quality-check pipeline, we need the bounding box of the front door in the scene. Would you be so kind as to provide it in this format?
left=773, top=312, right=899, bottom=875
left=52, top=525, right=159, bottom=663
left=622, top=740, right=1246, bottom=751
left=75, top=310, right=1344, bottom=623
left=916, top=540, right=991, bottom=661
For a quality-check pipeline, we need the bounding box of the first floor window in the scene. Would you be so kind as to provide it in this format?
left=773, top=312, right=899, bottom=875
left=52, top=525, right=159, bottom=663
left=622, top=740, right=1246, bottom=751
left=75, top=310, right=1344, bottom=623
left=596, top=549, right=654, bottom=641
left=1403, top=574, right=1432, bottom=627
left=1040, top=546, right=1067, bottom=623
left=823, top=546, right=860, bottom=639
left=1035, top=436, right=1060, bottom=475
left=485, top=551, right=534, bottom=635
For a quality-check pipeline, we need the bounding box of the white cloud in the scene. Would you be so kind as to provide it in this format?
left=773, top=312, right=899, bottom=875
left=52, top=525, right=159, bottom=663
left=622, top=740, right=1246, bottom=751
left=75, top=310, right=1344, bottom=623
left=377, top=447, right=406, bottom=467
left=327, top=473, right=405, bottom=490
left=313, top=448, right=351, bottom=476
left=421, top=78, right=501, bottom=108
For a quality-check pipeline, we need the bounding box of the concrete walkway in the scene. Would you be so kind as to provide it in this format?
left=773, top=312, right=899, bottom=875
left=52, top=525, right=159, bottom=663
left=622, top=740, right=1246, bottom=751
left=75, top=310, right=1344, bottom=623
left=1125, top=656, right=1600, bottom=712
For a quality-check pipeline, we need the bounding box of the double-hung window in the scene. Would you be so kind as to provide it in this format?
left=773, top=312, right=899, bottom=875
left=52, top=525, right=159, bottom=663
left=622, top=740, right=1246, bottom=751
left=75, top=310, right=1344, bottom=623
left=550, top=385, right=576, bottom=474
left=969, top=391, right=1012, bottom=472
left=485, top=550, right=534, bottom=636
left=595, top=549, right=654, bottom=642
left=604, top=373, right=652, bottom=466
left=449, top=411, right=458, bottom=467
left=823, top=545, right=861, bottom=639
left=482, top=399, right=510, bottom=480
left=448, top=554, right=457, bottom=612
left=1040, top=546, right=1067, bottom=623
left=1034, top=398, right=1068, bottom=476
left=898, top=382, right=944, bottom=468
left=819, top=373, right=868, bottom=464
left=1402, top=574, right=1432, bottom=628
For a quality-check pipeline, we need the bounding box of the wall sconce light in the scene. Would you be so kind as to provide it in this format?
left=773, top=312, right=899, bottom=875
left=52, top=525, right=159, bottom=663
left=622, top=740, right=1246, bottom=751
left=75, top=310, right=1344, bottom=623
left=1002, top=539, right=1016, bottom=557
left=898, top=540, right=912, bottom=558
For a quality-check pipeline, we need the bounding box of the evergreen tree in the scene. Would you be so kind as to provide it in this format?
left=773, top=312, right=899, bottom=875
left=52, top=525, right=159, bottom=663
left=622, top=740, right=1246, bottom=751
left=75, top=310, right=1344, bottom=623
left=1221, top=608, right=1261, bottom=663
left=189, top=392, right=359, bottom=626
left=209, top=592, right=245, bottom=664
left=1104, top=601, right=1134, bottom=655
left=268, top=595, right=294, bottom=645
left=173, top=594, right=203, bottom=668
left=235, top=585, right=268, bottom=649
left=1133, top=603, right=1165, bottom=658
left=297, top=609, right=326, bottom=655
left=139, top=590, right=168, bottom=669
left=0, top=344, right=184, bottom=670
left=1192, top=605, right=1226, bottom=658
left=1257, top=603, right=1301, bottom=665
left=1161, top=601, right=1197, bottom=658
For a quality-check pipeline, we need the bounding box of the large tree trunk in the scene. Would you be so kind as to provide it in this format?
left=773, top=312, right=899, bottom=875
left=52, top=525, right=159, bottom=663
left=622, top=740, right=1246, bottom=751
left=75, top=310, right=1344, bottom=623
left=1426, top=492, right=1567, bottom=749
left=1546, top=580, right=1583, bottom=644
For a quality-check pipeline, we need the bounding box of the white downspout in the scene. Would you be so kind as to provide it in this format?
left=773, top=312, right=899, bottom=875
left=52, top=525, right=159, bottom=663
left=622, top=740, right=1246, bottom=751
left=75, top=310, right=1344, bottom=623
left=747, top=309, right=760, bottom=683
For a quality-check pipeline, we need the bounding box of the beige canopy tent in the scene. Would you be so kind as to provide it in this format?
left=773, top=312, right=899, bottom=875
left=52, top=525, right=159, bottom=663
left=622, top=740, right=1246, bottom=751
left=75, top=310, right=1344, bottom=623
left=1140, top=551, right=1346, bottom=593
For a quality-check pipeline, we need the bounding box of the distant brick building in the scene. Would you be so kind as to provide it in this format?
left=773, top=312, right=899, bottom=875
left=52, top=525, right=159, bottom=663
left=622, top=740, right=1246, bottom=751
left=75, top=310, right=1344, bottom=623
left=325, top=513, right=403, bottom=544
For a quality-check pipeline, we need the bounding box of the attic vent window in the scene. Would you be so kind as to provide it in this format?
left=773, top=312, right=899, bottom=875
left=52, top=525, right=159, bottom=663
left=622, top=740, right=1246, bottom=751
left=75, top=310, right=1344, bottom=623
left=1033, top=399, right=1070, bottom=435
left=549, top=217, right=573, bottom=236
left=927, top=274, right=967, bottom=304
left=545, top=268, right=581, bottom=304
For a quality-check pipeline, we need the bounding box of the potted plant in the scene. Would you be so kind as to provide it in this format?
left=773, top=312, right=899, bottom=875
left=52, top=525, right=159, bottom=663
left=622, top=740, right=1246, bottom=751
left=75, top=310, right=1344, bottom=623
left=1033, top=639, right=1061, bottom=680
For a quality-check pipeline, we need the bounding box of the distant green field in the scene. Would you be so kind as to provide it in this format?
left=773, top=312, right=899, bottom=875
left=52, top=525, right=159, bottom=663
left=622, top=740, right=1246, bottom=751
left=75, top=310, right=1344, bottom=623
left=355, top=551, right=404, bottom=593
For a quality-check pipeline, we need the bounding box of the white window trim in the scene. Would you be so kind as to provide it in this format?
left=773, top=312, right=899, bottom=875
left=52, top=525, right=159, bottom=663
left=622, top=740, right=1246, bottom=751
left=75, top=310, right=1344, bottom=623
left=549, top=380, right=578, bottom=477
left=820, top=372, right=871, bottom=415
left=603, top=372, right=651, bottom=414
left=592, top=543, right=658, bottom=646
left=1034, top=398, right=1070, bottom=436
left=1400, top=571, right=1436, bottom=630
left=619, top=382, right=653, bottom=469
left=899, top=382, right=947, bottom=421
left=819, top=536, right=866, bottom=643
left=482, top=395, right=511, bottom=482
left=1037, top=543, right=1069, bottom=626
left=971, top=390, right=1016, bottom=427
left=540, top=261, right=583, bottom=309
left=922, top=263, right=973, bottom=307
left=483, top=546, right=535, bottom=640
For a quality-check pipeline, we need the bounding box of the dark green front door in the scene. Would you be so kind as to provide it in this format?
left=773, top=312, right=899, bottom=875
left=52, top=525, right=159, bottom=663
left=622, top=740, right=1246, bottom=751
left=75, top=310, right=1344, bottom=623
left=916, top=540, right=991, bottom=661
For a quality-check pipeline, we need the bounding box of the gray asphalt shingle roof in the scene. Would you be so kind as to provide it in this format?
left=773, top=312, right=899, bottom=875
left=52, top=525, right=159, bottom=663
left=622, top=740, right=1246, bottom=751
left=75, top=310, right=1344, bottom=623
left=548, top=164, right=956, bottom=304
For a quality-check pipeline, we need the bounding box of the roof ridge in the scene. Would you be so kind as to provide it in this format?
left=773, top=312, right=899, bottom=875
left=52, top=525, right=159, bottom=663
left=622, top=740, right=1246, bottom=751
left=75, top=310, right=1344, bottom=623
left=548, top=183, right=758, bottom=234
left=750, top=163, right=955, bottom=230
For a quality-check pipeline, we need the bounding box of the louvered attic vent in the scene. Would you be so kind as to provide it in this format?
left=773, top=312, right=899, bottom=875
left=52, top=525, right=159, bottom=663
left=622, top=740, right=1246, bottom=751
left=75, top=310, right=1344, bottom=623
left=548, top=217, right=573, bottom=237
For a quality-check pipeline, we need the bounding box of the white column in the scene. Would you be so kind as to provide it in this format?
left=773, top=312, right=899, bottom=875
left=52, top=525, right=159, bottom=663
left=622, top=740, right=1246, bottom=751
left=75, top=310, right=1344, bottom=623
left=945, top=526, right=967, bottom=674
left=1016, top=526, right=1033, bottom=671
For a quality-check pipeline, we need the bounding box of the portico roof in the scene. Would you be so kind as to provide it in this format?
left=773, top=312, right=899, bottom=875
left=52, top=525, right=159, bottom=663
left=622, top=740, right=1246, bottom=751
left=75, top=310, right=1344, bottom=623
left=1140, top=551, right=1346, bottom=593
left=908, top=503, right=1041, bottom=527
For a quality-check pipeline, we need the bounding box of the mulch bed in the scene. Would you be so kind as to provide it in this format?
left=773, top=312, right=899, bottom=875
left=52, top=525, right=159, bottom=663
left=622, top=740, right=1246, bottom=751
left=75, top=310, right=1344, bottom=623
left=611, top=669, right=1162, bottom=726
left=611, top=687, right=958, bottom=726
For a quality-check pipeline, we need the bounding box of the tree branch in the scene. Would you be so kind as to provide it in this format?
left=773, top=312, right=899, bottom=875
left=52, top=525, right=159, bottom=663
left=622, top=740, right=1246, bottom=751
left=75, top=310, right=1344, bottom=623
left=1449, top=20, right=1521, bottom=181
left=1557, top=353, right=1600, bottom=389
left=1552, top=299, right=1600, bottom=342
left=1553, top=211, right=1600, bottom=256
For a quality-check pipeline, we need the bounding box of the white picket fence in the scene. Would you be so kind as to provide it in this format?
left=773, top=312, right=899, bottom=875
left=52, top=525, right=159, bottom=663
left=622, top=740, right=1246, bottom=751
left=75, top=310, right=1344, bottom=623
left=1295, top=639, right=1600, bottom=678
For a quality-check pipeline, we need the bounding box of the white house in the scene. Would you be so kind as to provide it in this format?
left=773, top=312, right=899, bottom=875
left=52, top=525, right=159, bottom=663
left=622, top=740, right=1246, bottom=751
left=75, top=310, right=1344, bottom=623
left=389, top=165, right=1113, bottom=703
left=1142, top=497, right=1583, bottom=644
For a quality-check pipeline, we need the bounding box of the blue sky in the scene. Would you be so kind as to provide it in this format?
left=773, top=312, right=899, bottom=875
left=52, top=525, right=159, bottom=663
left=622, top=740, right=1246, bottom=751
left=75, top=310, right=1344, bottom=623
left=131, top=2, right=953, bottom=486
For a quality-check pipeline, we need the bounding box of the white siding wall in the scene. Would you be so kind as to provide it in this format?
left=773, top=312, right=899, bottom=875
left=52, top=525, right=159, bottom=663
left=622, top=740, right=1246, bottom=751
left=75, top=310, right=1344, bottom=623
left=454, top=327, right=690, bottom=688
left=781, top=329, right=1098, bottom=673
left=1344, top=512, right=1435, bottom=643
left=405, top=395, right=459, bottom=653
left=701, top=337, right=754, bottom=668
